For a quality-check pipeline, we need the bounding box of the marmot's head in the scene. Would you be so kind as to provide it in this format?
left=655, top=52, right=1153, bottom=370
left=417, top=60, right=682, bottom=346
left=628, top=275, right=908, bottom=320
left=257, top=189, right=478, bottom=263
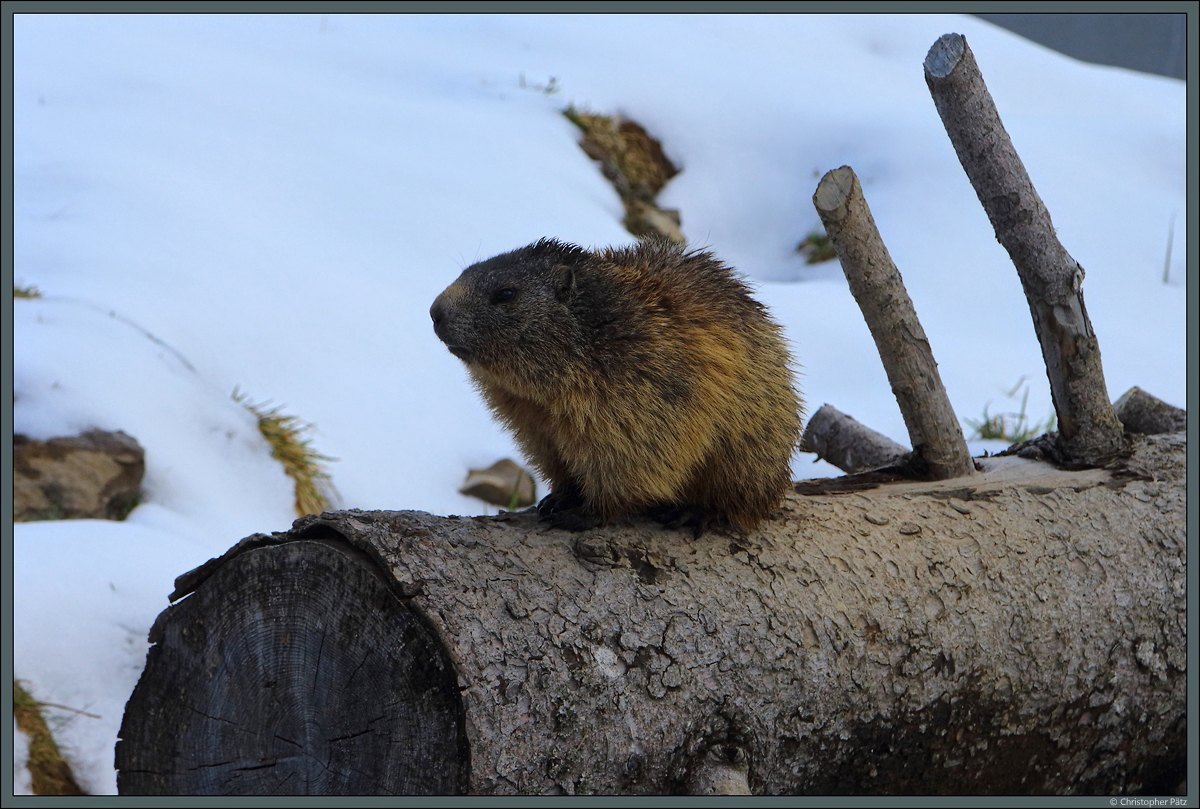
left=431, top=239, right=593, bottom=380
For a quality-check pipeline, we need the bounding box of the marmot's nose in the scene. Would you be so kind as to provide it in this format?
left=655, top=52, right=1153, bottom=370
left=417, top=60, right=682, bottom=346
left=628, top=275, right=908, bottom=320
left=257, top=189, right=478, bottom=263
left=430, top=295, right=456, bottom=345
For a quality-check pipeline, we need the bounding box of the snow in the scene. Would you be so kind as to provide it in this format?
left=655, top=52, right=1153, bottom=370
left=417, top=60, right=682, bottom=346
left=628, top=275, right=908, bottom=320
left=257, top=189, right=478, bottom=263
left=10, top=13, right=1186, bottom=794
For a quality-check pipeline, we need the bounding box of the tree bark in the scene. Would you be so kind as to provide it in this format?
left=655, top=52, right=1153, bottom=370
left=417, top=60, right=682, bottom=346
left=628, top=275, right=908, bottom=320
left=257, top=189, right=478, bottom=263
left=1113, top=386, right=1187, bottom=436
left=924, top=33, right=1125, bottom=466
left=814, top=166, right=975, bottom=480
left=117, top=433, right=1185, bottom=796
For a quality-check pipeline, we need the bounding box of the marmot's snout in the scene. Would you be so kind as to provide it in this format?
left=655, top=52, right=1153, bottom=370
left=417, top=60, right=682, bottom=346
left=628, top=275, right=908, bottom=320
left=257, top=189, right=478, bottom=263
left=430, top=292, right=472, bottom=362
left=429, top=294, right=449, bottom=339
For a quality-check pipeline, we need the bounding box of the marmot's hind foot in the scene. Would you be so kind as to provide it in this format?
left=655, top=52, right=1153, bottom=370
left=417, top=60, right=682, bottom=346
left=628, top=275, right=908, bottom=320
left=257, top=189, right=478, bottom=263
left=645, top=503, right=716, bottom=539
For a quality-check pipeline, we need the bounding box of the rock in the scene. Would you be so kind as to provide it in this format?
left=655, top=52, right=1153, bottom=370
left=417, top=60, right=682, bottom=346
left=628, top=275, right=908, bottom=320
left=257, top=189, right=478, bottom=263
left=458, top=459, right=536, bottom=509
left=623, top=200, right=685, bottom=244
left=14, top=430, right=145, bottom=521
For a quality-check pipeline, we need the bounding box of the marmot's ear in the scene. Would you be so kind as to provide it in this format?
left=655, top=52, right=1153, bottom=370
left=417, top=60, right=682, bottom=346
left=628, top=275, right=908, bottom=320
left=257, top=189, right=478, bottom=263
left=555, top=264, right=576, bottom=301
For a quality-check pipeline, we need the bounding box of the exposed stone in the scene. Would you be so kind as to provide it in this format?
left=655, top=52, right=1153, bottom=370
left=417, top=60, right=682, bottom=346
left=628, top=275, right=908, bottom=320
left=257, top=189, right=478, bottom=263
left=14, top=429, right=145, bottom=521
left=459, top=458, right=536, bottom=509
left=623, top=200, right=685, bottom=244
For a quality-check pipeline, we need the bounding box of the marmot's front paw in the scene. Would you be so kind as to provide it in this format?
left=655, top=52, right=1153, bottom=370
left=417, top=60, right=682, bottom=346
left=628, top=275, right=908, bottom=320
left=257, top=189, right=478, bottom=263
left=543, top=508, right=603, bottom=532
left=537, top=486, right=601, bottom=531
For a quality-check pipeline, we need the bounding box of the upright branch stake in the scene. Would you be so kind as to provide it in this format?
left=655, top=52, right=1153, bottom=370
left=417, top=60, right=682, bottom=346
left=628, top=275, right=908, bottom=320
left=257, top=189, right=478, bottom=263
left=924, top=33, right=1125, bottom=465
left=814, top=166, right=975, bottom=480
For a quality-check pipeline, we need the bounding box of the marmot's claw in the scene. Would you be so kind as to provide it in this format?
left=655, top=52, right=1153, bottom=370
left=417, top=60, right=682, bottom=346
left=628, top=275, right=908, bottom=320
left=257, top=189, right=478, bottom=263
left=646, top=504, right=713, bottom=538
left=537, top=486, right=582, bottom=516
left=543, top=509, right=604, bottom=532
left=537, top=487, right=601, bottom=530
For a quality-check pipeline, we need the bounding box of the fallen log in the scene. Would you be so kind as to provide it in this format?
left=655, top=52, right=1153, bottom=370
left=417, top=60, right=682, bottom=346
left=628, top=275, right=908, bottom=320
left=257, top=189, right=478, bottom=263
left=116, top=432, right=1186, bottom=795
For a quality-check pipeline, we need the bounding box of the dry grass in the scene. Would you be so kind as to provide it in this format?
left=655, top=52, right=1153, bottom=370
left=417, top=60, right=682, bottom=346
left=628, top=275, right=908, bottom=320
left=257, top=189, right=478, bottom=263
left=233, top=389, right=337, bottom=516
left=13, top=680, right=85, bottom=796
left=563, top=106, right=683, bottom=242
left=14, top=283, right=42, bottom=299
left=564, top=107, right=679, bottom=200
left=797, top=228, right=838, bottom=264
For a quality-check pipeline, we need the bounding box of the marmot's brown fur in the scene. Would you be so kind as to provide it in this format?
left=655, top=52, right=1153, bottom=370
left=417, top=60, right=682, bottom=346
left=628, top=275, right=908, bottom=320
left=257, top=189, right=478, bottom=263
left=430, top=238, right=802, bottom=534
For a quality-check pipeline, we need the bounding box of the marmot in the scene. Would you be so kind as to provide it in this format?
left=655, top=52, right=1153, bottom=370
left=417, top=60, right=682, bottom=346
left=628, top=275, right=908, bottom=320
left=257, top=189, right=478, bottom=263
left=430, top=238, right=802, bottom=534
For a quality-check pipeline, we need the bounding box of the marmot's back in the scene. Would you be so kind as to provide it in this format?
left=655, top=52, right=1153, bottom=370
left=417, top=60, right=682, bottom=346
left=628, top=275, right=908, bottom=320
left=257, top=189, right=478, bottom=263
left=431, top=238, right=802, bottom=534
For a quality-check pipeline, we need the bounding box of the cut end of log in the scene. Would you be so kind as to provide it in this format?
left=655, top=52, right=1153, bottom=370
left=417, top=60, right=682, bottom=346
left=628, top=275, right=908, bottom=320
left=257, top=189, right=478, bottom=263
left=812, top=165, right=856, bottom=216
left=924, top=32, right=965, bottom=79
left=117, top=540, right=470, bottom=795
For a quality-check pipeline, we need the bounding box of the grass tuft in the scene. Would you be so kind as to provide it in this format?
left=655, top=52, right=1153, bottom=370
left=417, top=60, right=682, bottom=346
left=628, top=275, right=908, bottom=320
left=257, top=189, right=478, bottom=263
left=796, top=228, right=837, bottom=264
left=233, top=388, right=337, bottom=517
left=519, top=72, right=560, bottom=94
left=966, top=377, right=1056, bottom=443
left=14, top=283, right=42, bottom=299
left=13, top=680, right=85, bottom=796
left=561, top=105, right=683, bottom=242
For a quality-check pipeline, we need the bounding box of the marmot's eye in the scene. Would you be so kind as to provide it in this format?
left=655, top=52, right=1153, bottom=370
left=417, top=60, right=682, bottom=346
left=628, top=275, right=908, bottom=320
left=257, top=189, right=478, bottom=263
left=490, top=288, right=516, bottom=304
